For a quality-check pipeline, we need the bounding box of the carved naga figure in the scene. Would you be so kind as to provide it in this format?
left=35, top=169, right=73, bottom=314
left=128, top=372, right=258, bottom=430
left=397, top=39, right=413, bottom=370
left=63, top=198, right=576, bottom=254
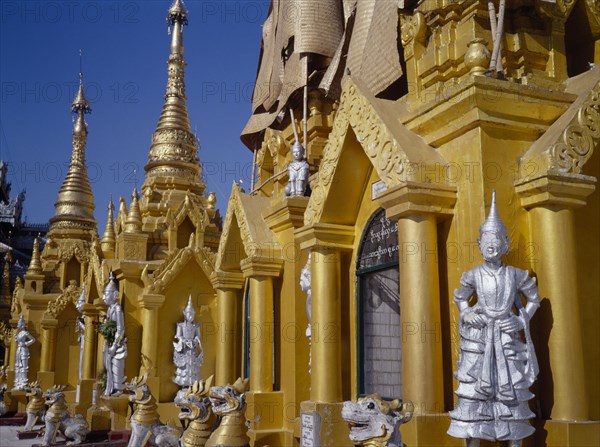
left=206, top=378, right=250, bottom=447
left=0, top=366, right=7, bottom=416
left=341, top=394, right=413, bottom=447
left=41, top=385, right=90, bottom=446
left=175, top=376, right=214, bottom=447
left=125, top=374, right=180, bottom=447
left=22, top=381, right=46, bottom=431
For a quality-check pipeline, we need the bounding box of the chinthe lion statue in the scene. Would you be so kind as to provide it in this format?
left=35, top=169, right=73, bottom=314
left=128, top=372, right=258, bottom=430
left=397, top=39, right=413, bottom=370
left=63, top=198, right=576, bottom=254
left=21, top=381, right=46, bottom=431
left=41, top=385, right=90, bottom=446
left=125, top=374, right=180, bottom=447
left=341, top=394, right=413, bottom=447
left=206, top=377, right=250, bottom=447
left=175, top=375, right=215, bottom=447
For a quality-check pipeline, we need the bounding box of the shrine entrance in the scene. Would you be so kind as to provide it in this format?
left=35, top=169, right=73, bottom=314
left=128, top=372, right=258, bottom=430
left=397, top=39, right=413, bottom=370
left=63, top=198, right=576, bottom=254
left=356, top=208, right=401, bottom=398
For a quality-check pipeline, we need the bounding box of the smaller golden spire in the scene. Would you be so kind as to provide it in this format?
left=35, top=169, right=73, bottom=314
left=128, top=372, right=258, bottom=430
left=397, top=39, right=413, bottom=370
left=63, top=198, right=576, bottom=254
left=101, top=196, right=116, bottom=253
left=28, top=238, right=43, bottom=275
left=125, top=188, right=143, bottom=233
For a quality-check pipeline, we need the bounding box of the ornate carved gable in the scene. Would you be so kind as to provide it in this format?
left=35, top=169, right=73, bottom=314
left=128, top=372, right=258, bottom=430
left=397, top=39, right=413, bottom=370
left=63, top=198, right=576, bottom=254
left=141, top=244, right=216, bottom=295
left=215, top=184, right=281, bottom=271
left=305, top=77, right=449, bottom=225
left=167, top=193, right=209, bottom=233
left=44, top=280, right=81, bottom=320
left=519, top=67, right=600, bottom=177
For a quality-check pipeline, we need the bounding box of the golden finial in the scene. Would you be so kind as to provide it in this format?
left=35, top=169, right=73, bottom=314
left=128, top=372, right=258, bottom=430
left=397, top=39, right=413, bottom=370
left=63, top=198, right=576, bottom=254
left=101, top=196, right=116, bottom=254
left=27, top=238, right=43, bottom=275
left=125, top=188, right=143, bottom=233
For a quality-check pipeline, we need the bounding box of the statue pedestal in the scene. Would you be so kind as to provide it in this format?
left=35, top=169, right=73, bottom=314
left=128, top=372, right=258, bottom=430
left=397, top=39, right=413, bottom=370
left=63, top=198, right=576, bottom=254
left=99, top=395, right=130, bottom=431
left=541, top=419, right=600, bottom=447
left=299, top=401, right=351, bottom=447
left=402, top=413, right=462, bottom=447
left=9, top=390, right=27, bottom=413
left=75, top=379, right=96, bottom=416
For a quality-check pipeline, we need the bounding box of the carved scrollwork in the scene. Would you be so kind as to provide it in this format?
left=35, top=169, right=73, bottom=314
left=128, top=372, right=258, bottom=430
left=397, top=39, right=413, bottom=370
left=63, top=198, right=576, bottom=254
left=59, top=243, right=90, bottom=263
left=44, top=281, right=81, bottom=320
left=305, top=81, right=410, bottom=225
left=536, top=0, right=578, bottom=19
left=399, top=11, right=427, bottom=59
left=549, top=83, right=600, bottom=174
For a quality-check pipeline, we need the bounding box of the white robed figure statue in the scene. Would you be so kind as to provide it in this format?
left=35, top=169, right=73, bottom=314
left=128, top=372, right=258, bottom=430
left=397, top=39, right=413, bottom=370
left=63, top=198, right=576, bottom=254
left=173, top=296, right=203, bottom=387
left=13, top=315, right=35, bottom=390
left=100, top=272, right=127, bottom=396
left=448, top=191, right=540, bottom=447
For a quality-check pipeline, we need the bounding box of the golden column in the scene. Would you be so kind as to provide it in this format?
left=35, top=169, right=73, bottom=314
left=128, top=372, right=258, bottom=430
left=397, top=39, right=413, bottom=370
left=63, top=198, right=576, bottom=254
left=296, top=223, right=354, bottom=400
left=39, top=319, right=58, bottom=373
left=80, top=304, right=99, bottom=380
left=515, top=173, right=595, bottom=422
left=211, top=271, right=245, bottom=386
left=139, top=294, right=165, bottom=378
left=379, top=182, right=456, bottom=414
left=240, top=257, right=282, bottom=392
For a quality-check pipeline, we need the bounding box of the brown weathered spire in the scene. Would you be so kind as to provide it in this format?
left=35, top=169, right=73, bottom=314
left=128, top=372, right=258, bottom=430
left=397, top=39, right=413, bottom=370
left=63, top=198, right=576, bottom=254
left=125, top=188, right=143, bottom=233
left=101, top=196, right=116, bottom=253
left=28, top=238, right=43, bottom=275
left=49, top=62, right=96, bottom=232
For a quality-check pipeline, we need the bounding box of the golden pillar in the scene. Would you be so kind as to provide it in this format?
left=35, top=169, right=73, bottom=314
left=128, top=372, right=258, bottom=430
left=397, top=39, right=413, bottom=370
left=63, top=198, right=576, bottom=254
left=39, top=319, right=58, bottom=372
left=516, top=174, right=596, bottom=422
left=211, top=271, right=244, bottom=386
left=296, top=223, right=354, bottom=446
left=241, top=257, right=282, bottom=393
left=139, top=294, right=165, bottom=378
left=379, top=182, right=457, bottom=445
left=379, top=182, right=456, bottom=414
left=81, top=304, right=98, bottom=380
left=296, top=223, right=355, bottom=402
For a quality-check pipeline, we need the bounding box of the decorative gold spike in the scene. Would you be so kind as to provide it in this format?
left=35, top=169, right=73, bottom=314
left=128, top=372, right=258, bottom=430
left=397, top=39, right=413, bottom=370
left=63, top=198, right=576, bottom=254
left=27, top=238, right=43, bottom=274
left=101, top=196, right=117, bottom=253
left=125, top=188, right=143, bottom=233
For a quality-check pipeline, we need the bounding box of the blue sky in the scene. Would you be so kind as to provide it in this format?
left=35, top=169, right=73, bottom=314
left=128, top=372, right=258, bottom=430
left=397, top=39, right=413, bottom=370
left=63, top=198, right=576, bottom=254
left=0, top=0, right=267, bottom=229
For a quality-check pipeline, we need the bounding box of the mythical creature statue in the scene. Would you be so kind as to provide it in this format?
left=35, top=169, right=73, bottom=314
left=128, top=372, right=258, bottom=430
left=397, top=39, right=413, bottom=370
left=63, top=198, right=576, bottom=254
left=173, top=296, right=203, bottom=388
left=100, top=272, right=127, bottom=396
left=342, top=394, right=413, bottom=447
left=175, top=376, right=214, bottom=447
left=41, top=385, right=90, bottom=446
left=0, top=366, right=7, bottom=416
left=21, top=381, right=46, bottom=431
left=206, top=378, right=250, bottom=447
left=448, top=191, right=540, bottom=447
left=125, top=374, right=180, bottom=447
left=14, top=314, right=35, bottom=390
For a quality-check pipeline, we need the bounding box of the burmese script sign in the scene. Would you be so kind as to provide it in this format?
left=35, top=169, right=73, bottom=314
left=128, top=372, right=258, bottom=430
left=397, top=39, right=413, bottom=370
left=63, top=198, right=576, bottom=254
left=358, top=208, right=399, bottom=269
left=300, top=412, right=320, bottom=447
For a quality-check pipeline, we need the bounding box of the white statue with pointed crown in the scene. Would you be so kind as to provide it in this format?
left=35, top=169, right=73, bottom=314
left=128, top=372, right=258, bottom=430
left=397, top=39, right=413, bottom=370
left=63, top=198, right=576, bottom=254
left=448, top=190, right=540, bottom=447
left=173, top=296, right=203, bottom=387
left=100, top=272, right=127, bottom=396
left=13, top=314, right=35, bottom=390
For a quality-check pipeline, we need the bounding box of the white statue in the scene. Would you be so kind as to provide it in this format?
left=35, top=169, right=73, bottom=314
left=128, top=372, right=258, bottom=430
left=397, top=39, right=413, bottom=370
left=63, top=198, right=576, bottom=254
left=13, top=314, right=35, bottom=390
left=448, top=191, right=540, bottom=447
left=75, top=287, right=86, bottom=402
left=299, top=254, right=312, bottom=372
left=173, top=296, right=203, bottom=387
left=284, top=141, right=310, bottom=197
left=100, top=272, right=127, bottom=396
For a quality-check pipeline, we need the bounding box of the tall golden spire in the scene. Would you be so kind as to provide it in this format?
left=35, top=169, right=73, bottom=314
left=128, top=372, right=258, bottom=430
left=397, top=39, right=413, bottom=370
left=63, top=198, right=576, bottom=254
left=101, top=196, right=116, bottom=254
left=144, top=0, right=202, bottom=187
left=49, top=54, right=96, bottom=233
